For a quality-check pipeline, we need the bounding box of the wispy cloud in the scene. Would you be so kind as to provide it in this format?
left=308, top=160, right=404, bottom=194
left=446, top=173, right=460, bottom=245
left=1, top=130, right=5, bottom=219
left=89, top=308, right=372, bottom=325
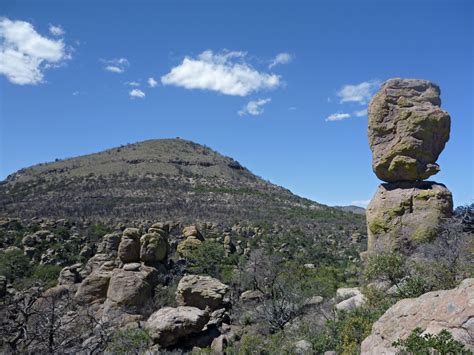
left=126, top=81, right=140, bottom=87
left=269, top=52, right=293, bottom=69
left=325, top=112, right=351, bottom=122
left=49, top=24, right=64, bottom=36
left=353, top=109, right=367, bottom=117
left=147, top=77, right=158, bottom=88
left=102, top=58, right=129, bottom=73
left=337, top=80, right=380, bottom=104
left=129, top=89, right=145, bottom=98
left=351, top=199, right=371, bottom=207
left=0, top=18, right=70, bottom=85
left=238, top=98, right=271, bottom=116
left=161, top=50, right=281, bottom=96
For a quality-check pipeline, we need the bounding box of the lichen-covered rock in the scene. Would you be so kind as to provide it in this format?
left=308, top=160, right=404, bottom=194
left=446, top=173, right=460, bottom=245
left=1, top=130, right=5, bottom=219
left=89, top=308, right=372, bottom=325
left=366, top=181, right=452, bottom=254
left=145, top=306, right=209, bottom=347
left=361, top=279, right=474, bottom=354
left=118, top=229, right=140, bottom=263
left=176, top=275, right=229, bottom=311
left=182, top=225, right=203, bottom=240
left=368, top=78, right=450, bottom=182
left=140, top=232, right=168, bottom=263
left=177, top=237, right=202, bottom=257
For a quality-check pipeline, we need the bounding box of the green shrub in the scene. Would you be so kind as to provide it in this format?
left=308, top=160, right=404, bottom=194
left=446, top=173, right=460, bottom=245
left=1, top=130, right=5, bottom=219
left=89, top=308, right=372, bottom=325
left=107, top=328, right=151, bottom=354
left=0, top=249, right=32, bottom=281
left=31, top=264, right=62, bottom=288
left=393, top=327, right=471, bottom=354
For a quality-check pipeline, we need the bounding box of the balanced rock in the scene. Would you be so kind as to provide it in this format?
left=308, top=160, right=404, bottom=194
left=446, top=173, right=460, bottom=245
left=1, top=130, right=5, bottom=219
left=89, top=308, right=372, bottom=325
left=145, top=306, right=209, bottom=347
left=118, top=228, right=140, bottom=263
left=366, top=181, right=452, bottom=253
left=361, top=278, right=474, bottom=354
left=140, top=232, right=168, bottom=263
left=176, top=275, right=229, bottom=311
left=368, top=78, right=450, bottom=182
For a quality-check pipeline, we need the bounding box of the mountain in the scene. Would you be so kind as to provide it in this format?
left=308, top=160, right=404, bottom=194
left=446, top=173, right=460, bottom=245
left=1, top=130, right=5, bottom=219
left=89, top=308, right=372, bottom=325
left=334, top=205, right=366, bottom=215
left=0, top=138, right=364, bottom=231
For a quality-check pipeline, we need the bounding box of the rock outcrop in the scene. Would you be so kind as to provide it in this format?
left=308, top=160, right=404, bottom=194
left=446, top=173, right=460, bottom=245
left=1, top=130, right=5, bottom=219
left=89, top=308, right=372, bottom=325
left=145, top=306, right=210, bottom=347
left=368, top=78, right=450, bottom=182
left=176, top=275, right=230, bottom=311
left=140, top=232, right=168, bottom=263
left=366, top=78, right=452, bottom=255
left=361, top=278, right=474, bottom=354
left=367, top=181, right=453, bottom=252
left=117, top=228, right=141, bottom=263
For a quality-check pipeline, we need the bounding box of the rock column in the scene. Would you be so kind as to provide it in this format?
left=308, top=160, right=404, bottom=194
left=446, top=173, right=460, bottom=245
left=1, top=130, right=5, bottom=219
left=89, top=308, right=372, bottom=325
left=366, top=78, right=453, bottom=254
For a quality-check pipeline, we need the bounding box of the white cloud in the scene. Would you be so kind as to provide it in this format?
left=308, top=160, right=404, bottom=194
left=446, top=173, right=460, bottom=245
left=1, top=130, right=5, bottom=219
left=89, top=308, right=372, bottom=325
left=49, top=24, right=64, bottom=36
left=325, top=112, right=351, bottom=122
left=147, top=77, right=158, bottom=88
left=161, top=50, right=281, bottom=96
left=351, top=199, right=371, bottom=207
left=0, top=17, right=70, bottom=85
left=288, top=106, right=297, bottom=111
left=126, top=81, right=140, bottom=87
left=337, top=80, right=380, bottom=104
left=129, top=88, right=145, bottom=98
left=353, top=109, right=368, bottom=117
left=269, top=52, right=292, bottom=69
left=238, top=98, right=271, bottom=116
left=102, top=58, right=129, bottom=73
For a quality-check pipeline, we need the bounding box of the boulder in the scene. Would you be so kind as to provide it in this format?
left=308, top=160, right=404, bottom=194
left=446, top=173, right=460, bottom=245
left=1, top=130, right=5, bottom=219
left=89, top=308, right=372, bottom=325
left=176, top=275, right=229, bottom=311
left=58, top=263, right=82, bottom=285
left=145, top=306, right=209, bottom=347
left=240, top=290, right=264, bottom=303
left=140, top=232, right=168, bottom=263
left=182, top=225, right=203, bottom=240
left=367, top=181, right=452, bottom=254
left=105, top=266, right=158, bottom=313
left=211, top=334, right=229, bottom=354
left=118, top=229, right=140, bottom=263
left=177, top=238, right=202, bottom=257
left=335, top=293, right=366, bottom=312
left=368, top=78, right=450, bottom=182
left=361, top=278, right=474, bottom=354
left=96, top=232, right=121, bottom=254
left=293, top=339, right=312, bottom=354
left=75, top=269, right=112, bottom=304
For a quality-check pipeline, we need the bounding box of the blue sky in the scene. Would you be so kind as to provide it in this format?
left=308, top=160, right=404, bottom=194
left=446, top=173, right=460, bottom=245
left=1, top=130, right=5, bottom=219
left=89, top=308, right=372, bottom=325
left=1, top=0, right=473, bottom=207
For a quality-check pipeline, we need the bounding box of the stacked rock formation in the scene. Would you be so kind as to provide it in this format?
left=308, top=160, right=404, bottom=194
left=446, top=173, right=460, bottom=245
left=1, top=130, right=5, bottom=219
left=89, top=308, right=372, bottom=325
left=366, top=78, right=453, bottom=254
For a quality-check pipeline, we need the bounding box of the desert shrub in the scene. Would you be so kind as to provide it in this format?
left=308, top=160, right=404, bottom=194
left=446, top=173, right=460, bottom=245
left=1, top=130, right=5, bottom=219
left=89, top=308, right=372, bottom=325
left=107, top=328, right=151, bottom=354
left=89, top=223, right=112, bottom=241
left=392, top=327, right=471, bottom=354
left=187, top=241, right=240, bottom=282
left=0, top=249, right=32, bottom=282
left=31, top=264, right=62, bottom=288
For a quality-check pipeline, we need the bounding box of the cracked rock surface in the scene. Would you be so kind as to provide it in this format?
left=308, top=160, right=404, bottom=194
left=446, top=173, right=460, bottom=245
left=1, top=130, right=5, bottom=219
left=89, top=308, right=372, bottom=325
left=361, top=278, right=474, bottom=354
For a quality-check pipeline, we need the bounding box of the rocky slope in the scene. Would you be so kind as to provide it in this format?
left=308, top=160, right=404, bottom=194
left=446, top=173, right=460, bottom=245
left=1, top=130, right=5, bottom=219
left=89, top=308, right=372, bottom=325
left=0, top=139, right=363, bottom=232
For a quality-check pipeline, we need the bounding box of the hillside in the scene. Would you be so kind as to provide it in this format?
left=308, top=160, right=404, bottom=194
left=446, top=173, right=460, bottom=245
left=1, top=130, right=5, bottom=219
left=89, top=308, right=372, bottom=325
left=0, top=139, right=364, bottom=231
